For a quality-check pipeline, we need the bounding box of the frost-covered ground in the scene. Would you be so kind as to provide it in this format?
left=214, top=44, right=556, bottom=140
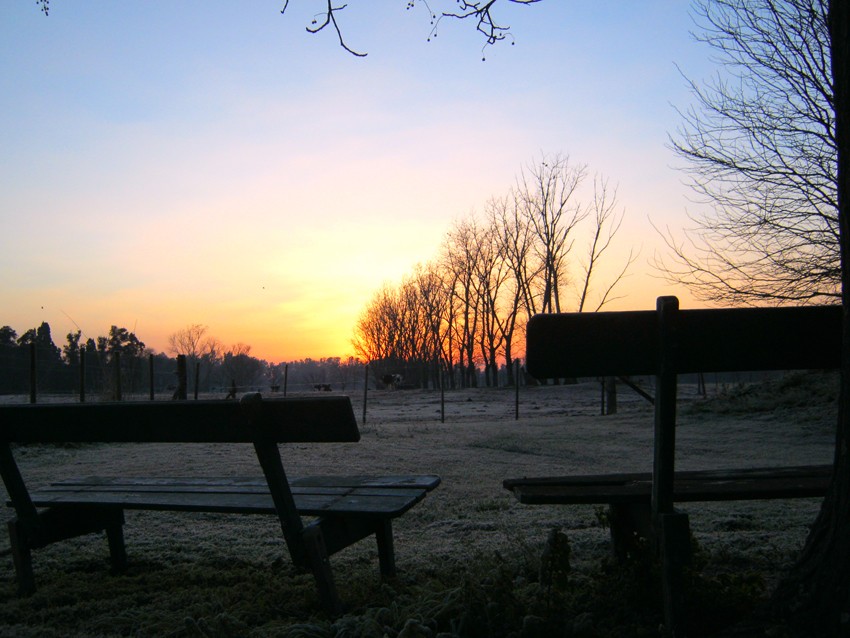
left=0, top=376, right=837, bottom=637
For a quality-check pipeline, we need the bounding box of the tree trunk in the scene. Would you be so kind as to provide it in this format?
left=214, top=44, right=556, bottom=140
left=772, top=3, right=850, bottom=634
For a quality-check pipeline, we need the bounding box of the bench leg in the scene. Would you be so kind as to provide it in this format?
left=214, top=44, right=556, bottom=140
left=376, top=519, right=396, bottom=578
left=7, top=520, right=35, bottom=595
left=105, top=517, right=127, bottom=573
left=301, top=525, right=342, bottom=615
left=608, top=503, right=652, bottom=559
left=7, top=507, right=126, bottom=594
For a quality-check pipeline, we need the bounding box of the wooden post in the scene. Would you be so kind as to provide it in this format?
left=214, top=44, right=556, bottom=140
left=652, top=295, right=689, bottom=637
left=29, top=344, right=36, bottom=404
left=283, top=363, right=289, bottom=397
left=362, top=363, right=368, bottom=425
left=652, top=296, right=679, bottom=519
left=660, top=511, right=691, bottom=636
left=149, top=353, right=155, bottom=400
left=174, top=355, right=187, bottom=400
left=194, top=362, right=200, bottom=400
left=440, top=363, right=445, bottom=423
left=515, top=360, right=520, bottom=420
left=79, top=348, right=86, bottom=403
left=113, top=351, right=122, bottom=401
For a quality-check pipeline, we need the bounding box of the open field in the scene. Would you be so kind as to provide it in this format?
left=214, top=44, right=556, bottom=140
left=0, top=375, right=838, bottom=637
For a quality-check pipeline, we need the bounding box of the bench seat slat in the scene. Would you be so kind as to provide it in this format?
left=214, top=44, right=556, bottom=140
left=51, top=475, right=442, bottom=491
left=33, top=485, right=428, bottom=499
left=504, top=464, right=831, bottom=488
left=26, top=475, right=440, bottom=517
left=505, top=464, right=832, bottom=505
left=29, top=488, right=429, bottom=517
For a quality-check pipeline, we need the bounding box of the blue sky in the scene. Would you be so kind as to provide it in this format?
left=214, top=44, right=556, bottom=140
left=1, top=1, right=713, bottom=361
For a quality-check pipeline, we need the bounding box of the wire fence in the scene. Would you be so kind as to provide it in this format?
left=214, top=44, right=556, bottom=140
left=2, top=343, right=785, bottom=427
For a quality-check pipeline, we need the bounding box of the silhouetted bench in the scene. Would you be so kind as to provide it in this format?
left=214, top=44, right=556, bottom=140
left=504, top=464, right=831, bottom=553
left=504, top=296, right=839, bottom=633
left=0, top=393, right=440, bottom=613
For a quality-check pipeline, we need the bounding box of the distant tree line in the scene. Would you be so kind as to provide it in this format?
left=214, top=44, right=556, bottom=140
left=0, top=321, right=365, bottom=398
left=352, top=153, right=635, bottom=389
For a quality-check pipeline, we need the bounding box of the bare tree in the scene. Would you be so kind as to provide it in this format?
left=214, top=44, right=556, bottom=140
left=472, top=215, right=511, bottom=386
left=516, top=154, right=589, bottom=314
left=411, top=262, right=452, bottom=385
left=656, top=0, right=837, bottom=305
left=575, top=176, right=636, bottom=312
left=352, top=284, right=397, bottom=364
left=167, top=324, right=221, bottom=392
left=769, top=3, right=850, bottom=635
left=488, top=193, right=538, bottom=384
left=168, top=324, right=210, bottom=359
left=656, top=1, right=850, bottom=632
left=442, top=217, right=485, bottom=387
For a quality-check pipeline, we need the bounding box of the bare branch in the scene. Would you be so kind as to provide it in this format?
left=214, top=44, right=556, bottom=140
left=283, top=0, right=541, bottom=58
left=281, top=0, right=367, bottom=57
left=433, top=0, right=542, bottom=59
left=662, top=0, right=837, bottom=305
left=591, top=247, right=636, bottom=312
left=576, top=176, right=635, bottom=312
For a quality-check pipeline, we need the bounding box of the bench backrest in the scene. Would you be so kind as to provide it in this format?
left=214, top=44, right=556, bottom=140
left=526, top=302, right=841, bottom=379
left=0, top=393, right=360, bottom=609
left=0, top=394, right=360, bottom=444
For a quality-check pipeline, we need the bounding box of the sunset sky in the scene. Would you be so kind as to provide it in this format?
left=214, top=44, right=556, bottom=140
left=1, top=2, right=714, bottom=362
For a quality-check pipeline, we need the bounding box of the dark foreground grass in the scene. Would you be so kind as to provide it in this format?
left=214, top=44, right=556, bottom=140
left=0, top=533, right=783, bottom=638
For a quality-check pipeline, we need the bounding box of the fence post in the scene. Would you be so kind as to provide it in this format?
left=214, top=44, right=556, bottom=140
left=515, top=360, right=520, bottom=420
left=194, top=362, right=200, bottom=400
left=600, top=379, right=605, bottom=415
left=440, top=363, right=445, bottom=423
left=149, top=353, right=155, bottom=400
left=362, top=363, right=368, bottom=425
left=174, top=355, right=187, bottom=400
left=79, top=349, right=86, bottom=403
left=113, top=351, right=122, bottom=401
left=29, top=343, right=36, bottom=404
left=283, top=364, right=289, bottom=397
left=697, top=372, right=707, bottom=397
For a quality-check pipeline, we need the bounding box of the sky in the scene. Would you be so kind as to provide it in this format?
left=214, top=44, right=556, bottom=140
left=1, top=1, right=715, bottom=363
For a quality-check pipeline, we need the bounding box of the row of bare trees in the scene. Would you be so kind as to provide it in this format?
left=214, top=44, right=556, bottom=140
left=352, top=153, right=635, bottom=388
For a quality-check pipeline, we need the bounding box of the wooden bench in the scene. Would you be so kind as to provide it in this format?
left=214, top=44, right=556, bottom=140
left=505, top=464, right=832, bottom=554
left=0, top=393, right=440, bottom=613
left=505, top=296, right=840, bottom=633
